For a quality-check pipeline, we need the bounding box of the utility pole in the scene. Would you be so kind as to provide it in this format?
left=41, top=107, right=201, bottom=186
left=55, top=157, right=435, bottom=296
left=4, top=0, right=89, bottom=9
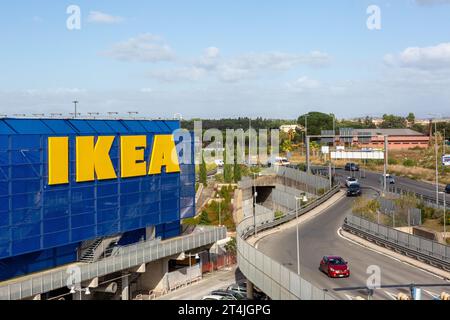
left=252, top=173, right=258, bottom=237
left=383, top=136, right=388, bottom=195
left=434, top=121, right=439, bottom=207
left=72, top=100, right=79, bottom=119
left=295, top=197, right=301, bottom=277
left=306, top=136, right=311, bottom=174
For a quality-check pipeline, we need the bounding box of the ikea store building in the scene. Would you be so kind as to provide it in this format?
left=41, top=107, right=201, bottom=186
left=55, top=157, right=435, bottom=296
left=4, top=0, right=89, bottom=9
left=0, top=118, right=196, bottom=283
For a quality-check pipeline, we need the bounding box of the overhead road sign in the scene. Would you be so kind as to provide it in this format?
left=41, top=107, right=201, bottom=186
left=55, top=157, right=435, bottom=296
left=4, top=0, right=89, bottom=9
left=331, top=150, right=384, bottom=160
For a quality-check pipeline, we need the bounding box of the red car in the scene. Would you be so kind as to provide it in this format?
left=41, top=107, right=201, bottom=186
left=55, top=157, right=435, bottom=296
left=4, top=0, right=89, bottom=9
left=319, top=256, right=350, bottom=278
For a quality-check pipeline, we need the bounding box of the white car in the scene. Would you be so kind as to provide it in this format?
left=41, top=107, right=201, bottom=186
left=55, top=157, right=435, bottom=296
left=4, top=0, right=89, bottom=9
left=345, top=177, right=359, bottom=187
left=201, top=295, right=234, bottom=300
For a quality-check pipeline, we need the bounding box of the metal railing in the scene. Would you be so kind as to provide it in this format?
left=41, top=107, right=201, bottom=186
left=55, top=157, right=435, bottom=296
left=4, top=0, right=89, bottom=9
left=237, top=186, right=340, bottom=300
left=387, top=186, right=446, bottom=208
left=343, top=215, right=450, bottom=271
left=0, top=226, right=227, bottom=300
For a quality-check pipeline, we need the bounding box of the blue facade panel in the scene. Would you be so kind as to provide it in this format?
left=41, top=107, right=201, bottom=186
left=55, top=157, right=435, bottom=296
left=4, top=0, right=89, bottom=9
left=0, top=119, right=195, bottom=279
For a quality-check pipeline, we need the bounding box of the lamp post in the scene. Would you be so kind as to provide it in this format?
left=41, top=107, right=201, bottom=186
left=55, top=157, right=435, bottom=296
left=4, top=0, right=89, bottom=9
left=216, top=193, right=222, bottom=227
left=252, top=173, right=258, bottom=237
left=294, top=194, right=308, bottom=277
left=439, top=191, right=447, bottom=237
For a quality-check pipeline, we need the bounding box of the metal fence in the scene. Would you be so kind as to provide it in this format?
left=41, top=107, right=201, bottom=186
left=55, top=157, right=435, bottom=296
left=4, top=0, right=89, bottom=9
left=236, top=187, right=340, bottom=300
left=343, top=215, right=450, bottom=269
left=273, top=166, right=330, bottom=191
left=379, top=197, right=422, bottom=226
left=0, top=226, right=227, bottom=300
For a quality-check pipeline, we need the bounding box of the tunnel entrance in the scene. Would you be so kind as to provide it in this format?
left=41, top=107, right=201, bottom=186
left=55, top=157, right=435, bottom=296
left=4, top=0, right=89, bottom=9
left=255, top=186, right=274, bottom=204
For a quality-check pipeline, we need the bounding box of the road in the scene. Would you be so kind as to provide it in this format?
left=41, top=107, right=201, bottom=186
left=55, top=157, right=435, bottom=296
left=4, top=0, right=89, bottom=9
left=156, top=267, right=244, bottom=300
left=257, top=175, right=450, bottom=300
left=335, top=167, right=450, bottom=203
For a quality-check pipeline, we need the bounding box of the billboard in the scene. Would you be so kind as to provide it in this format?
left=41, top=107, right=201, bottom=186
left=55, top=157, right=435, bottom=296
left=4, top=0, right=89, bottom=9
left=0, top=118, right=195, bottom=261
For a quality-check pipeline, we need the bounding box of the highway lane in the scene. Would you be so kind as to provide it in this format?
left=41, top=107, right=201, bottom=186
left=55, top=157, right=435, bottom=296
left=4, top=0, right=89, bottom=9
left=336, top=168, right=450, bottom=203
left=257, top=187, right=450, bottom=300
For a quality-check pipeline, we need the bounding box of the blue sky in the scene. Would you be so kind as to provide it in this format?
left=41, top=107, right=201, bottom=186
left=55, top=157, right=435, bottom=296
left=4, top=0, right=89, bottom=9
left=1, top=0, right=450, bottom=119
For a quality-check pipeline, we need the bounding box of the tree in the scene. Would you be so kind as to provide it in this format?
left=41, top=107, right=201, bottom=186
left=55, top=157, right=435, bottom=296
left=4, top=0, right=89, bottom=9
left=406, top=113, right=415, bottom=125
left=223, top=149, right=233, bottom=183
left=199, top=153, right=207, bottom=186
left=199, top=210, right=210, bottom=225
left=297, top=112, right=333, bottom=136
left=224, top=237, right=237, bottom=255
left=233, top=159, right=242, bottom=183
left=380, top=114, right=407, bottom=129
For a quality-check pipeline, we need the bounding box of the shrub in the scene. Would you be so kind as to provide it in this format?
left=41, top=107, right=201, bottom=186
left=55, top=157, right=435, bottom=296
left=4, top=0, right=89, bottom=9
left=388, top=158, right=398, bottom=165
left=402, top=159, right=416, bottom=167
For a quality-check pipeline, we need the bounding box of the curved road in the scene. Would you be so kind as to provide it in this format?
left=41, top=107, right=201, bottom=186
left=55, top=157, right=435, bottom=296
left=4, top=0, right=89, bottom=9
left=257, top=174, right=450, bottom=300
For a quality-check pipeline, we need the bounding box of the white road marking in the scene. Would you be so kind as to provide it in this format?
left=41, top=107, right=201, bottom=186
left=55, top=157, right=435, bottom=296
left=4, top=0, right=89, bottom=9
left=383, top=290, right=398, bottom=300
left=423, top=289, right=440, bottom=299
left=337, top=227, right=446, bottom=280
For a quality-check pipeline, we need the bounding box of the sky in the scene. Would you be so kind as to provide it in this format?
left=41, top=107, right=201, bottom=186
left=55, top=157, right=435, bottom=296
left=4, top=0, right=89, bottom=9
left=1, top=0, right=450, bottom=120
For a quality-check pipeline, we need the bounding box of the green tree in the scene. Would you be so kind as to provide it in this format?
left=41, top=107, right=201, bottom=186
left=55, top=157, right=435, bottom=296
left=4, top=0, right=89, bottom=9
left=233, top=160, right=242, bottom=183
left=199, top=210, right=210, bottom=225
left=223, top=149, right=233, bottom=183
left=406, top=112, right=415, bottom=125
left=199, top=153, right=207, bottom=186
left=225, top=237, right=237, bottom=255
left=297, top=112, right=333, bottom=136
left=380, top=114, right=407, bottom=129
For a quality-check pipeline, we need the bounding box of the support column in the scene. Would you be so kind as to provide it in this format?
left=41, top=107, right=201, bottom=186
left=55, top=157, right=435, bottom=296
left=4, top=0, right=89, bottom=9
left=246, top=280, right=254, bottom=300
left=122, top=275, right=129, bottom=301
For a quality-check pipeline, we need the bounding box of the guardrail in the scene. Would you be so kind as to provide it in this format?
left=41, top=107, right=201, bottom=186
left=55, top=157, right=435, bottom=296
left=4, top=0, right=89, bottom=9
left=237, top=185, right=340, bottom=300
left=0, top=226, right=227, bottom=300
left=343, top=215, right=450, bottom=271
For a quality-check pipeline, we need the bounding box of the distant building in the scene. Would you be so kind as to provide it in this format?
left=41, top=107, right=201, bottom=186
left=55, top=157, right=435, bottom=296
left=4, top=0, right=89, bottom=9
left=280, top=124, right=302, bottom=133
left=349, top=128, right=430, bottom=150
left=280, top=124, right=301, bottom=133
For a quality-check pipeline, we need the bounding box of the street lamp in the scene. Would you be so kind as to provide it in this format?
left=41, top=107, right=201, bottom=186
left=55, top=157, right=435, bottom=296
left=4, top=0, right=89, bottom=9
left=70, top=285, right=91, bottom=300
left=439, top=191, right=447, bottom=237
left=216, top=192, right=222, bottom=227
left=187, top=252, right=200, bottom=289
left=252, top=173, right=258, bottom=237
left=294, top=194, right=308, bottom=277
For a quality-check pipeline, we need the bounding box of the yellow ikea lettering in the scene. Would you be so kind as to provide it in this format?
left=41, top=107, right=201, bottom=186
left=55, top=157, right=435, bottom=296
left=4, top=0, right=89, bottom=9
left=148, top=135, right=181, bottom=175
left=48, top=137, right=69, bottom=185
left=121, top=136, right=147, bottom=178
left=47, top=134, right=181, bottom=185
left=76, top=136, right=117, bottom=182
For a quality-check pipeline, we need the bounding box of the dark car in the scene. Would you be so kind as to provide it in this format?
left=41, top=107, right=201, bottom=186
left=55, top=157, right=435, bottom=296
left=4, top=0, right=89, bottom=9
left=347, top=183, right=361, bottom=197
left=211, top=290, right=247, bottom=300
left=319, top=256, right=350, bottom=278
left=446, top=184, right=450, bottom=194
left=345, top=162, right=360, bottom=171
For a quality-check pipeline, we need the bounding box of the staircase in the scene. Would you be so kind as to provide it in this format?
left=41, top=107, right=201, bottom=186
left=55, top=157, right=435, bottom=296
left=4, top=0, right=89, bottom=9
left=79, top=235, right=122, bottom=263
left=79, top=238, right=103, bottom=263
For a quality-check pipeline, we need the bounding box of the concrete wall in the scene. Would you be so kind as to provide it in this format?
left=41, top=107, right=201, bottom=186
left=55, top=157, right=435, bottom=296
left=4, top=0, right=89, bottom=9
left=135, top=258, right=170, bottom=294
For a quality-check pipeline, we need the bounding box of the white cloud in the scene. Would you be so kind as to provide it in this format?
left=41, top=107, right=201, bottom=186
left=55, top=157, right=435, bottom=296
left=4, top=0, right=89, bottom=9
left=286, top=76, right=321, bottom=92
left=205, top=47, right=220, bottom=59
left=140, top=88, right=153, bottom=93
left=415, top=0, right=450, bottom=6
left=25, top=88, right=87, bottom=96
left=103, top=34, right=175, bottom=62
left=148, top=67, right=206, bottom=82
left=88, top=11, right=124, bottom=24
left=384, top=43, right=450, bottom=70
